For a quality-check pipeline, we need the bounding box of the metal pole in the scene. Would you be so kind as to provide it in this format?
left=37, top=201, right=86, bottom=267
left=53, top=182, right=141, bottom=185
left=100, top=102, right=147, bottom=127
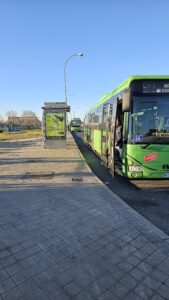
left=64, top=53, right=83, bottom=105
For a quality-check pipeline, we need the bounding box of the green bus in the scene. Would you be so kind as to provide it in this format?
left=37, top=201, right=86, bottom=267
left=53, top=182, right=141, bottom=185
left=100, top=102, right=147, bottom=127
left=84, top=75, right=169, bottom=179
left=70, top=118, right=82, bottom=132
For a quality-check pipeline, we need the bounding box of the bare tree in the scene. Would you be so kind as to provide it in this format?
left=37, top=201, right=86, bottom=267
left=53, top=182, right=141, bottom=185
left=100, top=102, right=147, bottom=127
left=0, top=114, right=4, bottom=123
left=6, top=110, right=18, bottom=118
left=21, top=111, right=41, bottom=129
left=22, top=110, right=37, bottom=118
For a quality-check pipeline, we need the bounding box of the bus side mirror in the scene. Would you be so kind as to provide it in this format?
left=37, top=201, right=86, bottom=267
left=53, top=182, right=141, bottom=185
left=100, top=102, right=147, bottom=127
left=122, top=89, right=131, bottom=112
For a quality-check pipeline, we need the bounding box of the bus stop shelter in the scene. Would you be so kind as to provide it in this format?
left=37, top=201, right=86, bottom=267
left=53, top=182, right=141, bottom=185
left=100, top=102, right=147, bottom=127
left=42, top=102, right=70, bottom=148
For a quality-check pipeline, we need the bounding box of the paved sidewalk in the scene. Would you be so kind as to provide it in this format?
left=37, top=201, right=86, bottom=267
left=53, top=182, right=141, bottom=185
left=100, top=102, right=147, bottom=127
left=0, top=133, right=169, bottom=300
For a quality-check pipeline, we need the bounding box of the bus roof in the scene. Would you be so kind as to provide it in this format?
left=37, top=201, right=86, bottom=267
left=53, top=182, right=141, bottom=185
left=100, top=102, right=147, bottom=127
left=86, top=75, right=169, bottom=113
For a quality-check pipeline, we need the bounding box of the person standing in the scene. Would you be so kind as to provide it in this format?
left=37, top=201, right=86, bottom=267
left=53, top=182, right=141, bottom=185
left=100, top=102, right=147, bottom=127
left=115, top=116, right=122, bottom=162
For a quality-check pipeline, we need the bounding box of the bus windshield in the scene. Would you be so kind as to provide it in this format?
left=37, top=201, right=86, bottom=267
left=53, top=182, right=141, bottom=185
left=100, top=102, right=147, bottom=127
left=129, top=95, right=169, bottom=144
left=71, top=119, right=81, bottom=126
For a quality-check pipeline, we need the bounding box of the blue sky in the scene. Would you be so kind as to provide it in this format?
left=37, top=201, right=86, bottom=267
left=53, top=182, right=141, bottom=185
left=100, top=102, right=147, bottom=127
left=0, top=0, right=169, bottom=120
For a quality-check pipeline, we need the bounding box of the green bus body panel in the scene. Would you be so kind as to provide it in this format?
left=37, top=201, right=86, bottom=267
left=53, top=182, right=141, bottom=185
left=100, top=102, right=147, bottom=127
left=93, top=129, right=101, bottom=154
left=123, top=144, right=169, bottom=179
left=86, top=75, right=169, bottom=113
left=88, top=129, right=111, bottom=158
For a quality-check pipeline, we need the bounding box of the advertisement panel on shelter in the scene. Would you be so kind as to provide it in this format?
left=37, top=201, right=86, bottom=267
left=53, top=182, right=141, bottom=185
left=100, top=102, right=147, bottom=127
left=45, top=113, right=65, bottom=137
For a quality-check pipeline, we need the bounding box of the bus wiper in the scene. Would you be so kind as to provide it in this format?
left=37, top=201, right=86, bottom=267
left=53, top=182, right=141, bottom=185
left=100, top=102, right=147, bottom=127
left=141, top=143, right=152, bottom=149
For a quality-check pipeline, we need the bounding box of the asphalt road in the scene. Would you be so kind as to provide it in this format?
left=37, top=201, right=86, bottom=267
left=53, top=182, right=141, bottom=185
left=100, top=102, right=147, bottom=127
left=73, top=132, right=169, bottom=236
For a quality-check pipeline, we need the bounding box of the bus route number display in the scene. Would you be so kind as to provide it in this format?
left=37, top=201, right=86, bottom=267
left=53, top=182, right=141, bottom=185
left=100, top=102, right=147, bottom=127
left=45, top=113, right=65, bottom=137
left=142, top=82, right=169, bottom=94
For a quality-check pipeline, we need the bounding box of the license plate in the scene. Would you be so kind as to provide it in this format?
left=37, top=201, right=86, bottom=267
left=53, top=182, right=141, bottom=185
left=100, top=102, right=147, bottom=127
left=163, top=173, right=169, bottom=178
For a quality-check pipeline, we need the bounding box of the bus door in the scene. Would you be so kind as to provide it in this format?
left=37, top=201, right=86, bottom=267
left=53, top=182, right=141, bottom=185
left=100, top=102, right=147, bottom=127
left=101, top=103, right=112, bottom=166
left=86, top=114, right=92, bottom=145
left=110, top=97, right=118, bottom=177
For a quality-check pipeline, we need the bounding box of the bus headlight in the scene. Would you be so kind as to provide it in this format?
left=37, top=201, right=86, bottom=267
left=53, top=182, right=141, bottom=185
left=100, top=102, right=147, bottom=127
left=129, top=165, right=142, bottom=172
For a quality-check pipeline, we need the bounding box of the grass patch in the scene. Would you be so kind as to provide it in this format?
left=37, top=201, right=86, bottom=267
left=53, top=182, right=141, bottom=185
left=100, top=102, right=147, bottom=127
left=0, top=129, right=43, bottom=141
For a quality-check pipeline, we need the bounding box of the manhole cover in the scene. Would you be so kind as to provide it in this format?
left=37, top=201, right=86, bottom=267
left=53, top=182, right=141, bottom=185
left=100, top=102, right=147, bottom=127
left=21, top=172, right=55, bottom=179
left=72, top=177, right=83, bottom=182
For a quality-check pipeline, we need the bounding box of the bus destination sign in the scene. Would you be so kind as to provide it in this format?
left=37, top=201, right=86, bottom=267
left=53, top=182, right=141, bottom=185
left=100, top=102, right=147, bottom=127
left=142, top=82, right=169, bottom=94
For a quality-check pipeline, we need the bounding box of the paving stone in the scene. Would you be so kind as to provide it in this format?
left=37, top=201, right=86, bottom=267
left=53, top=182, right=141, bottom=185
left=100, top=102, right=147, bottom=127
left=113, top=238, right=127, bottom=248
left=87, top=242, right=103, bottom=253
left=142, top=275, right=162, bottom=291
left=41, top=280, right=60, bottom=294
left=117, top=261, right=134, bottom=273
left=74, top=271, right=94, bottom=289
left=46, top=265, right=63, bottom=278
left=119, top=274, right=138, bottom=291
left=25, top=262, right=45, bottom=277
left=140, top=243, right=157, bottom=255
left=64, top=280, right=83, bottom=298
left=23, top=288, right=50, bottom=300
left=18, top=279, right=38, bottom=296
left=106, top=243, right=119, bottom=252
left=98, top=291, right=120, bottom=300
left=134, top=284, right=155, bottom=299
left=133, top=250, right=149, bottom=261
left=86, top=281, right=104, bottom=299
left=14, top=250, right=30, bottom=260
left=130, top=235, right=149, bottom=248
left=6, top=263, right=24, bottom=276
left=151, top=293, right=167, bottom=300
left=74, top=290, right=95, bottom=300
left=151, top=269, right=169, bottom=284
left=158, top=257, right=169, bottom=275
left=0, top=269, right=9, bottom=282
left=84, top=265, right=103, bottom=280
left=130, top=267, right=147, bottom=281
left=12, top=270, right=31, bottom=285
left=108, top=266, right=126, bottom=282
left=2, top=286, right=23, bottom=300
left=125, top=292, right=142, bottom=300
left=162, top=277, right=169, bottom=289
left=20, top=257, right=37, bottom=269
left=145, top=249, right=167, bottom=268
left=110, top=282, right=130, bottom=299
left=1, top=256, right=17, bottom=268
left=137, top=261, right=155, bottom=274
left=120, top=234, right=135, bottom=243
left=156, top=285, right=169, bottom=300
left=0, top=251, right=11, bottom=260
left=83, top=253, right=102, bottom=268
left=0, top=278, right=15, bottom=295
left=30, top=251, right=49, bottom=263
left=38, top=257, right=57, bottom=269
left=53, top=271, right=74, bottom=287
left=96, top=273, right=116, bottom=291
left=11, top=244, right=23, bottom=254
left=26, top=244, right=42, bottom=255
left=124, top=255, right=141, bottom=267
left=35, top=270, right=53, bottom=287
left=49, top=288, right=71, bottom=300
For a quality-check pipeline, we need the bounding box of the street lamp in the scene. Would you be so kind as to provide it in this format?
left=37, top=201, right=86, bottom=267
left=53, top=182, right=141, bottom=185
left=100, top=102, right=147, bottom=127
left=64, top=53, right=83, bottom=105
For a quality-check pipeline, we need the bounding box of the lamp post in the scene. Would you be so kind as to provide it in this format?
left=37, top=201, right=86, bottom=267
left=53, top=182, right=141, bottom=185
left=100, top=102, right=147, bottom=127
left=64, top=53, right=83, bottom=105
